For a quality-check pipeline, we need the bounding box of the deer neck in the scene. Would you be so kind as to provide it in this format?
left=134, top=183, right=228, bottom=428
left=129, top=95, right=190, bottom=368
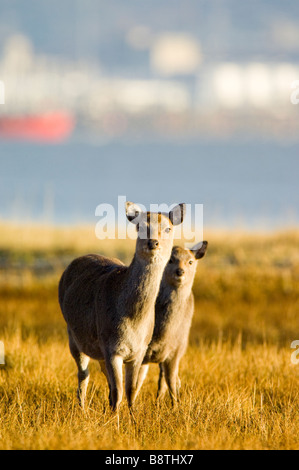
left=158, top=280, right=193, bottom=316
left=120, top=253, right=166, bottom=321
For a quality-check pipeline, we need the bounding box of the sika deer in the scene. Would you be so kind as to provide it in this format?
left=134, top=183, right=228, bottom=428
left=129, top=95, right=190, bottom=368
left=135, top=242, right=208, bottom=404
left=58, top=202, right=185, bottom=412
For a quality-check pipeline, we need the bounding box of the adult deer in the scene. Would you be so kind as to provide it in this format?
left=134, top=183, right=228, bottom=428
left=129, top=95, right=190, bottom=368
left=58, top=202, right=185, bottom=412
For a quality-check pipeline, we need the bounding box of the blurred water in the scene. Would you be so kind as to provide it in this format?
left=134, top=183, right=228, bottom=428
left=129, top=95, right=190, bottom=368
left=0, top=136, right=298, bottom=230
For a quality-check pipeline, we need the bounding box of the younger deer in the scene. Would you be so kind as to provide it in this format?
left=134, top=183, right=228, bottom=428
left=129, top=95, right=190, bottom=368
left=135, top=242, right=208, bottom=404
left=58, top=202, right=185, bottom=412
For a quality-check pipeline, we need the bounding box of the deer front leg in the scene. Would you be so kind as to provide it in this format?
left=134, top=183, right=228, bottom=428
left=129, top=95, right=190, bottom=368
left=105, top=354, right=124, bottom=412
left=99, top=359, right=112, bottom=407
left=156, top=363, right=168, bottom=401
left=162, top=355, right=181, bottom=406
left=134, top=364, right=149, bottom=400
left=125, top=358, right=144, bottom=409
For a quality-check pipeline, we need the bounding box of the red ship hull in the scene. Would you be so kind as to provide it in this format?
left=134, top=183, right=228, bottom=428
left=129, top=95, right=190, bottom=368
left=0, top=112, right=75, bottom=142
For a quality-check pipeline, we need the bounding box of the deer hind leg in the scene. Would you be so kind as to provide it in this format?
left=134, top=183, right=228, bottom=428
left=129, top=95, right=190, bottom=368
left=68, top=332, right=90, bottom=409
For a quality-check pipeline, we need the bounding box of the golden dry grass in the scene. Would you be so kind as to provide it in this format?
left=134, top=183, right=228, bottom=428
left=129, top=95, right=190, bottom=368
left=0, top=223, right=298, bottom=450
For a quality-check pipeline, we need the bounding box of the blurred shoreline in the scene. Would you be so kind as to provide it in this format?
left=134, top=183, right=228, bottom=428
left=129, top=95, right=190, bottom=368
left=1, top=220, right=298, bottom=283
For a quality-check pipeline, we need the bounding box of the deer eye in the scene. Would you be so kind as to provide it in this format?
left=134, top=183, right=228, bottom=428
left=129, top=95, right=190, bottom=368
left=165, top=227, right=171, bottom=233
left=189, top=260, right=193, bottom=265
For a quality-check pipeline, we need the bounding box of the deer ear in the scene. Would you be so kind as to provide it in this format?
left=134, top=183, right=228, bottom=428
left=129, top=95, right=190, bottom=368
left=190, top=241, right=208, bottom=259
left=169, top=203, right=186, bottom=226
left=126, top=201, right=142, bottom=224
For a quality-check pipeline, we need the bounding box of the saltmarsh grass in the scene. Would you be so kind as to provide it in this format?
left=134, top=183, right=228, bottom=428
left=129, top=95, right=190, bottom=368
left=0, top=223, right=298, bottom=449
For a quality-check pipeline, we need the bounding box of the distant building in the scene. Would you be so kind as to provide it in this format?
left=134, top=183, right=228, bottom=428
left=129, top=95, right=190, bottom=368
left=151, top=33, right=202, bottom=76
left=86, top=79, right=191, bottom=114
left=197, top=62, right=299, bottom=111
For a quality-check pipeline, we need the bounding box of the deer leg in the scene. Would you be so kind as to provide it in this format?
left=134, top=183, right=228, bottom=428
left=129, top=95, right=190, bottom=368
left=99, top=360, right=112, bottom=407
left=162, top=356, right=181, bottom=406
left=156, top=363, right=168, bottom=401
left=177, top=375, right=182, bottom=400
left=105, top=354, right=123, bottom=412
left=125, top=358, right=144, bottom=409
left=69, top=333, right=90, bottom=409
left=134, top=364, right=149, bottom=400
